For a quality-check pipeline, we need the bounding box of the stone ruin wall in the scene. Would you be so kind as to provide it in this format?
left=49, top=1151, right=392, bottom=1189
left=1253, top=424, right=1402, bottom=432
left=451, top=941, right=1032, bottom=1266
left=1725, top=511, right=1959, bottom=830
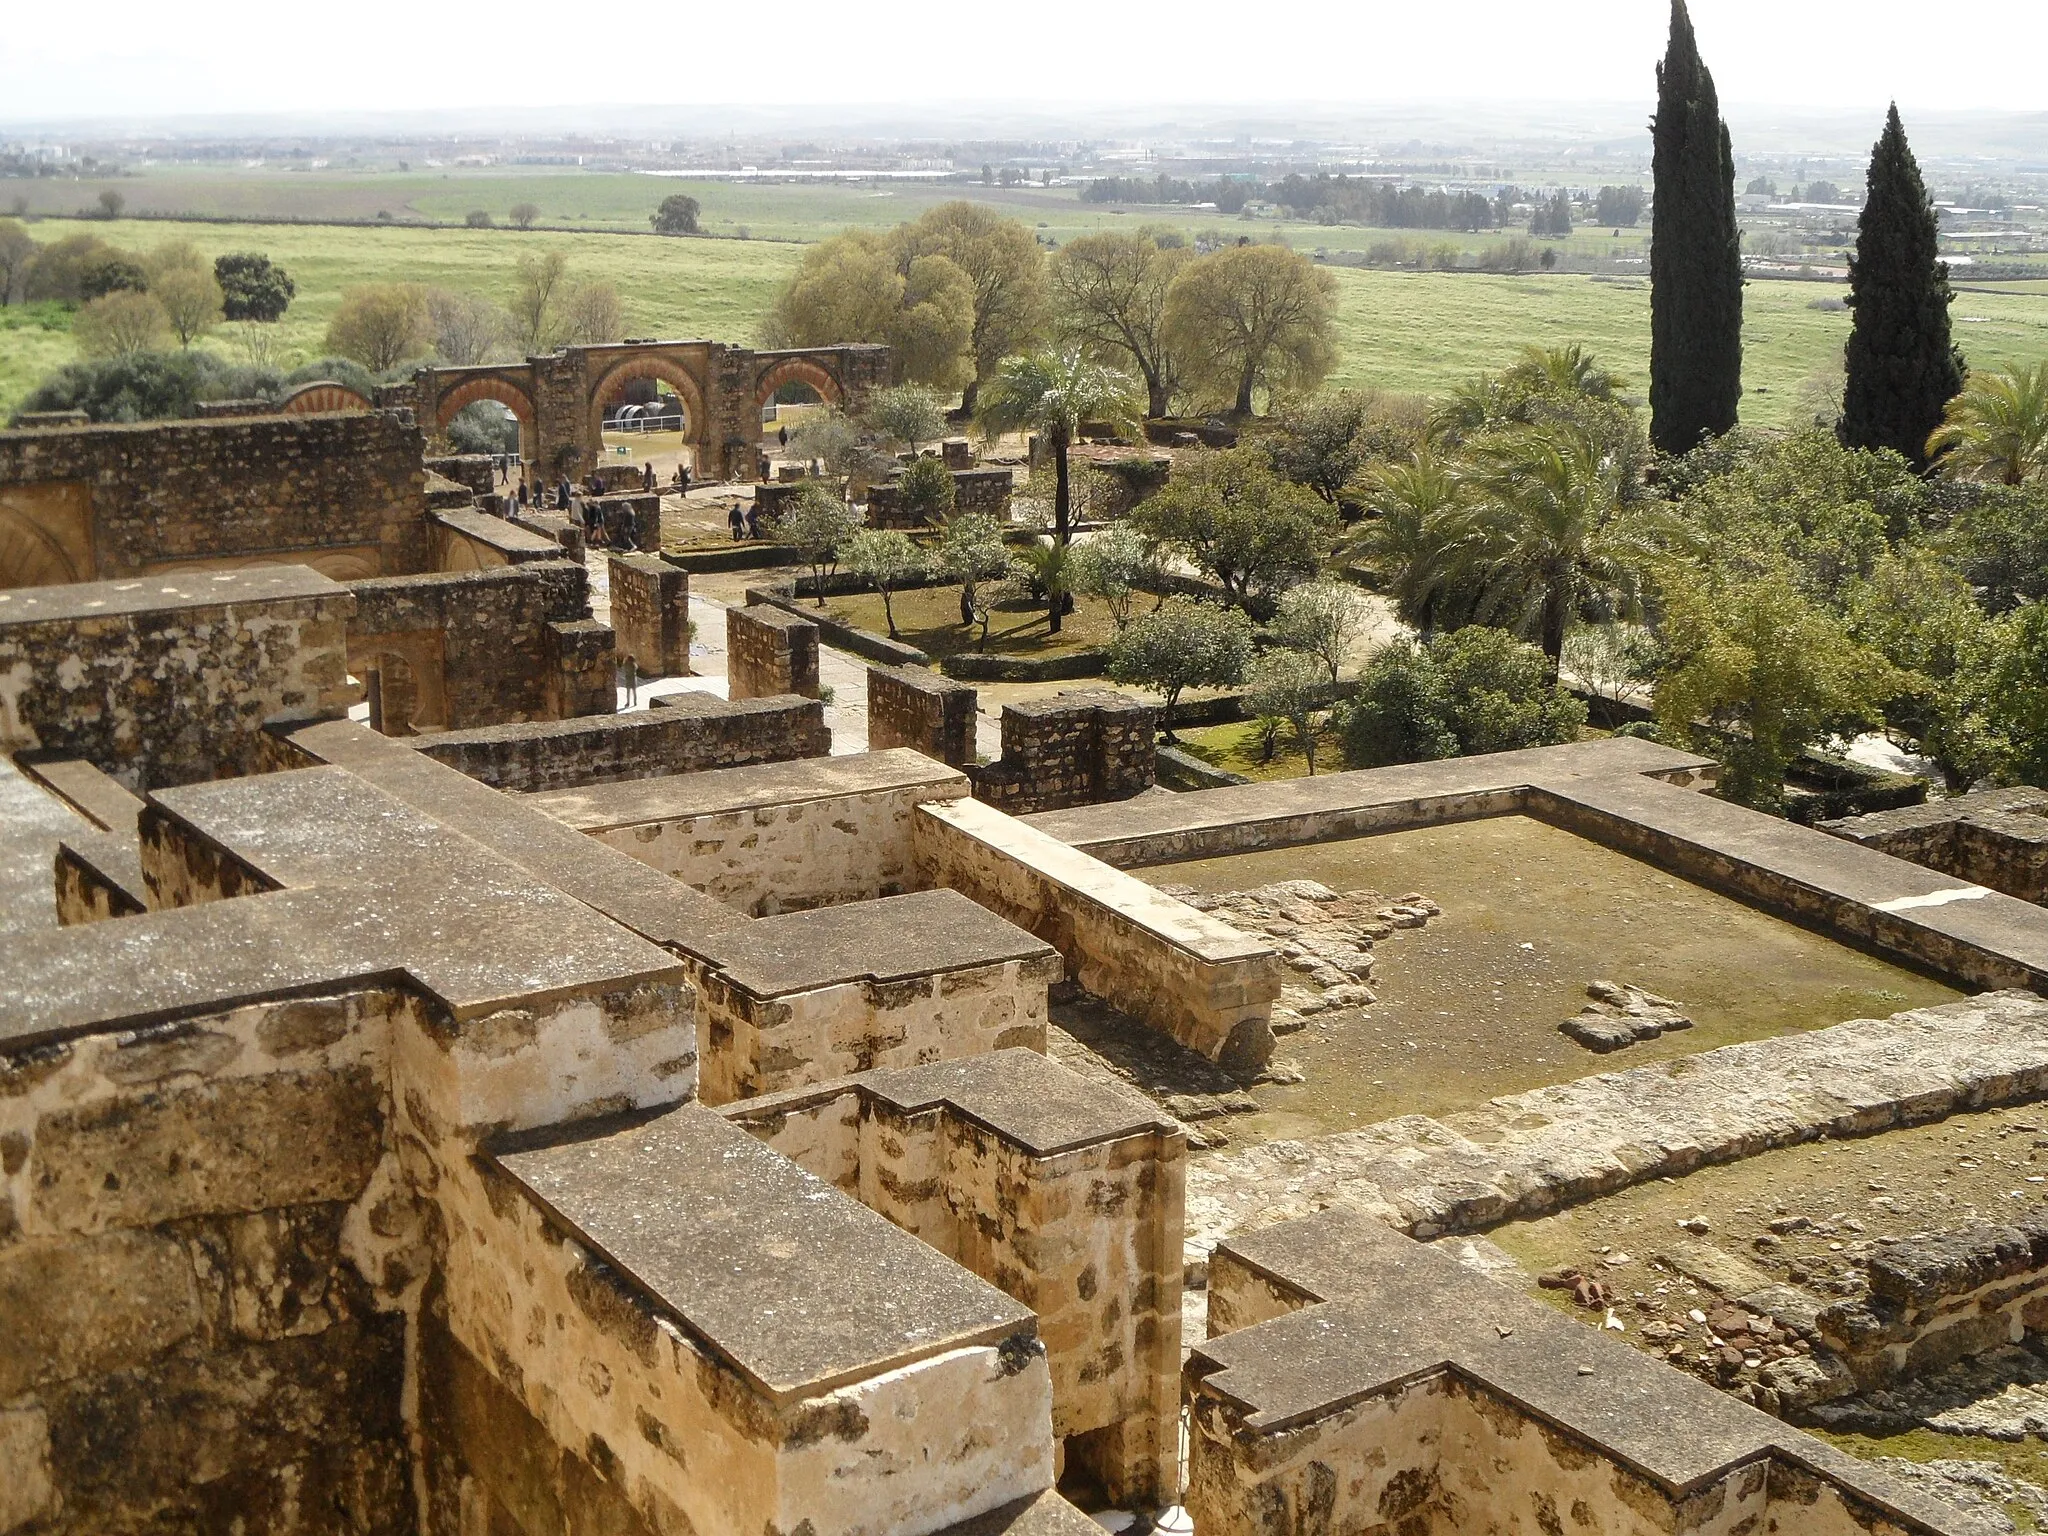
left=0, top=577, right=359, bottom=790
left=345, top=560, right=600, bottom=735
left=867, top=664, right=978, bottom=770
left=0, top=988, right=417, bottom=1535
left=607, top=555, right=691, bottom=679
left=970, top=688, right=1159, bottom=816
left=0, top=413, right=430, bottom=585
left=549, top=763, right=968, bottom=916
left=725, top=604, right=820, bottom=701
left=409, top=693, right=828, bottom=793
left=1822, top=787, right=2048, bottom=904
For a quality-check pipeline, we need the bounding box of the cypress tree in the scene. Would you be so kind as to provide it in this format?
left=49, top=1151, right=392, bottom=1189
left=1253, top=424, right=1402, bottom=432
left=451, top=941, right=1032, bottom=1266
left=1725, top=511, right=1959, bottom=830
left=1839, top=104, right=1964, bottom=469
left=1649, top=0, right=1744, bottom=455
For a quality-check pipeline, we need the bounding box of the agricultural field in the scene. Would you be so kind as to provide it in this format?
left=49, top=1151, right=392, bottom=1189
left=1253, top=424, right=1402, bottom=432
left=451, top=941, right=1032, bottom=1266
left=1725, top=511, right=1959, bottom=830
left=6, top=192, right=2048, bottom=425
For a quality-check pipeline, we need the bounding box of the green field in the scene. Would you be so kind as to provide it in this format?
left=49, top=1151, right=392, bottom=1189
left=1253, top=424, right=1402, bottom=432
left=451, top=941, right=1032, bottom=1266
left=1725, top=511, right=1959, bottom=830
left=6, top=200, right=2048, bottom=426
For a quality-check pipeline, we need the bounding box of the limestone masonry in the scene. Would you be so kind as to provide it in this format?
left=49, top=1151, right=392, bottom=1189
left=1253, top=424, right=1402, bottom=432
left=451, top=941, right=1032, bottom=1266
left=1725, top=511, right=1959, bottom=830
left=3, top=396, right=2046, bottom=1535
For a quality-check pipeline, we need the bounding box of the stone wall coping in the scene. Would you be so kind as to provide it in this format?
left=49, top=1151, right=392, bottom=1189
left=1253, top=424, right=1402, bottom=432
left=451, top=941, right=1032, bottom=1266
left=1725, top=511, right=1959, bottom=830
left=720, top=1048, right=1173, bottom=1159
left=870, top=662, right=976, bottom=699
left=922, top=797, right=1274, bottom=968
left=528, top=747, right=968, bottom=830
left=693, top=889, right=1056, bottom=998
left=930, top=1492, right=1103, bottom=1536
left=347, top=556, right=586, bottom=599
left=1822, top=785, right=2048, bottom=840
left=277, top=718, right=749, bottom=951
left=491, top=1102, right=1035, bottom=1402
left=1023, top=737, right=1714, bottom=860
left=734, top=601, right=820, bottom=635
left=0, top=564, right=347, bottom=625
left=428, top=505, right=564, bottom=560
left=1196, top=1210, right=1971, bottom=1532
left=16, top=753, right=146, bottom=832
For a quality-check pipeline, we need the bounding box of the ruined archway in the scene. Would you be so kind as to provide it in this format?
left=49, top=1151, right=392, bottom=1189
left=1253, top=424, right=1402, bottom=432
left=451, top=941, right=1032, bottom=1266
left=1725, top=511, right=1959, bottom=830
left=751, top=357, right=845, bottom=418
left=278, top=382, right=374, bottom=415
left=0, top=504, right=85, bottom=589
left=585, top=354, right=708, bottom=471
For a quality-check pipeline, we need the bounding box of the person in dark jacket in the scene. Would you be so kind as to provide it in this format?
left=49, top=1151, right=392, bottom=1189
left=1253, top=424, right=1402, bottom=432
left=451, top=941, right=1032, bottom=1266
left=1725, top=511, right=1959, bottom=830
left=728, top=503, right=745, bottom=541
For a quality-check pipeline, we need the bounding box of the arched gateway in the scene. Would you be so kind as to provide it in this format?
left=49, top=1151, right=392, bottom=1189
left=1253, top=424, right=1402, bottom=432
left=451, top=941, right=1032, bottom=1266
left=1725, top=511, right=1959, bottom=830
left=408, top=340, right=887, bottom=483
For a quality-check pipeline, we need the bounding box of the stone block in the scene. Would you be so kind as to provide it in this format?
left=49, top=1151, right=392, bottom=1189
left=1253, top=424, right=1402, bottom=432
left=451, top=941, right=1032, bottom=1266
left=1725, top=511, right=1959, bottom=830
left=545, top=618, right=619, bottom=720
left=867, top=665, right=978, bottom=769
left=970, top=688, right=1158, bottom=816
left=727, top=604, right=820, bottom=701
left=608, top=554, right=691, bottom=678
left=0, top=1230, right=203, bottom=1398
left=29, top=1067, right=385, bottom=1234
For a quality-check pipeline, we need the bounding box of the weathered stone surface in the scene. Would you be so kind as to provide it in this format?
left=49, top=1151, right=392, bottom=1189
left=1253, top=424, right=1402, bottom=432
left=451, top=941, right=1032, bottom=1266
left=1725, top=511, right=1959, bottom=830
left=1558, top=980, right=1695, bottom=1052
left=1185, top=991, right=2048, bottom=1254
left=30, top=1067, right=385, bottom=1232
left=1823, top=787, right=2048, bottom=905
left=868, top=664, right=978, bottom=769
left=0, top=1406, right=55, bottom=1532
left=971, top=689, right=1157, bottom=817
left=727, top=603, right=820, bottom=701
left=0, top=568, right=360, bottom=790
left=0, top=1230, right=202, bottom=1397
left=39, top=1317, right=411, bottom=1536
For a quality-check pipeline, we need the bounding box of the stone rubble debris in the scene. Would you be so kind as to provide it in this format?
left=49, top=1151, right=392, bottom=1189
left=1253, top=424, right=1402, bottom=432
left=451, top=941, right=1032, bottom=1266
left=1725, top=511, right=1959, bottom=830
left=1560, top=979, right=1696, bottom=1052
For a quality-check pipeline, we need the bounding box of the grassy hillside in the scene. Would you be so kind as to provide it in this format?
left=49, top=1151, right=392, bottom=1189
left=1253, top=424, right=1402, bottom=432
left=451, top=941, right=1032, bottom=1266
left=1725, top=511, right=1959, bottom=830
left=5, top=208, right=2047, bottom=426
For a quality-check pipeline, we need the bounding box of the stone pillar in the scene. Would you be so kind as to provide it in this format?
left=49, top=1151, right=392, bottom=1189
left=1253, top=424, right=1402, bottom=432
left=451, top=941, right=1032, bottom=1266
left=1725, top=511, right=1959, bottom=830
left=544, top=619, right=618, bottom=718
left=608, top=555, right=692, bottom=679
left=867, top=665, right=977, bottom=768
left=941, top=437, right=974, bottom=470
left=968, top=688, right=1159, bottom=815
left=725, top=605, right=819, bottom=701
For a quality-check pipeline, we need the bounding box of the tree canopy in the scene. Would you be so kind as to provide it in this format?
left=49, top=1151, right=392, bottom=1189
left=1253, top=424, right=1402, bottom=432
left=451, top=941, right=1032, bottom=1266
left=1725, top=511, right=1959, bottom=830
left=1161, top=243, right=1338, bottom=417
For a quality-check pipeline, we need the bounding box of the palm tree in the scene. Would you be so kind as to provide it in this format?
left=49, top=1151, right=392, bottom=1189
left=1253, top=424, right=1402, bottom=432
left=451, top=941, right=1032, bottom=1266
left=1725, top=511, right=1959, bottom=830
left=1343, top=448, right=1470, bottom=634
left=1927, top=362, right=2048, bottom=485
left=977, top=350, right=1141, bottom=632
left=1450, top=422, right=1662, bottom=672
left=1502, top=343, right=1627, bottom=401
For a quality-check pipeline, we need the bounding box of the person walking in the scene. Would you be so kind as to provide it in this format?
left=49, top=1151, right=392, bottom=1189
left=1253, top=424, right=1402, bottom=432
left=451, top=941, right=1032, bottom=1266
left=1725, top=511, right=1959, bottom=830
left=728, top=503, right=745, bottom=541
left=778, top=424, right=789, bottom=449
left=745, top=502, right=762, bottom=539
left=642, top=461, right=656, bottom=492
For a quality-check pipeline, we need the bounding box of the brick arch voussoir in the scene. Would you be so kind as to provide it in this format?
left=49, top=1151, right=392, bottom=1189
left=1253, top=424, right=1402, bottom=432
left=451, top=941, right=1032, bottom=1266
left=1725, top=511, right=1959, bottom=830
left=279, top=382, right=374, bottom=415
left=433, top=375, right=537, bottom=432
left=752, top=357, right=845, bottom=414
left=586, top=354, right=708, bottom=448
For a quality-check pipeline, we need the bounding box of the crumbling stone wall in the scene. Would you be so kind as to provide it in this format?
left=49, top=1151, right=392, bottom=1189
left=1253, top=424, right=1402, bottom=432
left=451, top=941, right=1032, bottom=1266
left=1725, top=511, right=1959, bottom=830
left=0, top=987, right=417, bottom=1535
left=866, top=468, right=1010, bottom=530
left=726, top=604, right=820, bottom=701
left=0, top=569, right=359, bottom=789
left=720, top=1052, right=1185, bottom=1509
left=0, top=412, right=430, bottom=585
left=608, top=555, right=691, bottom=678
left=408, top=692, right=828, bottom=792
left=970, top=688, right=1157, bottom=815
left=429, top=507, right=561, bottom=571
left=345, top=560, right=601, bottom=734
left=912, top=798, right=1284, bottom=1072
left=422, top=453, right=496, bottom=499
left=1822, top=787, right=2048, bottom=903
left=867, top=664, right=978, bottom=768
left=530, top=749, right=969, bottom=915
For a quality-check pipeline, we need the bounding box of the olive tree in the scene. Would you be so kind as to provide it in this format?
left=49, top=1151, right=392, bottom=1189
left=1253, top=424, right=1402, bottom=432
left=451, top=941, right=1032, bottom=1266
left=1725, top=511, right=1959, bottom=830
left=769, top=484, right=864, bottom=606
left=1105, top=597, right=1255, bottom=736
left=841, top=529, right=924, bottom=636
left=1272, top=578, right=1373, bottom=684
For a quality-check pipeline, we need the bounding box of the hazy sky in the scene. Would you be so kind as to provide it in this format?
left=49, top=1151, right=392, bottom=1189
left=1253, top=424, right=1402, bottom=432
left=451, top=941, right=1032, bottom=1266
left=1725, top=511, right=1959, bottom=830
left=3, top=0, right=2044, bottom=126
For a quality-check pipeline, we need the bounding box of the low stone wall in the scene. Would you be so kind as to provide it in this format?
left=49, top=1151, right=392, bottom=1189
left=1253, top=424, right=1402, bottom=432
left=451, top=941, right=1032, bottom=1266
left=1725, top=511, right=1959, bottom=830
left=727, top=603, right=820, bottom=700
left=1818, top=1219, right=2048, bottom=1389
left=1182, top=990, right=2048, bottom=1256
left=721, top=1049, right=1184, bottom=1508
left=0, top=410, right=429, bottom=585
left=428, top=506, right=561, bottom=570
left=345, top=559, right=599, bottom=734
left=1188, top=1210, right=1974, bottom=1536
left=528, top=749, right=970, bottom=915
left=913, top=796, right=1284, bottom=1072
left=969, top=688, right=1157, bottom=816
left=460, top=1105, right=1055, bottom=1536
left=422, top=452, right=496, bottom=499
left=608, top=553, right=692, bottom=677
left=411, top=691, right=829, bottom=792
left=747, top=586, right=931, bottom=666
left=506, top=508, right=586, bottom=562
left=1822, top=787, right=2048, bottom=904
left=0, top=567, right=358, bottom=789
left=868, top=664, right=978, bottom=768
left=689, top=889, right=1060, bottom=1104
left=584, top=490, right=662, bottom=553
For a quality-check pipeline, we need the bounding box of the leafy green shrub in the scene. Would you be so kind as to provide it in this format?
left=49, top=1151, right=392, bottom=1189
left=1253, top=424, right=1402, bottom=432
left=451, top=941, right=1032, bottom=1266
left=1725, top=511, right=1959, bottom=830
left=1338, top=627, right=1586, bottom=767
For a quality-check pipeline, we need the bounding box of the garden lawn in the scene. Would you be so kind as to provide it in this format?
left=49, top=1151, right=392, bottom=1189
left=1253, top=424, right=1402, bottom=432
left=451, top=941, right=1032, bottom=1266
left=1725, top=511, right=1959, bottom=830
left=1175, top=716, right=1347, bottom=780
left=821, top=583, right=1119, bottom=658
